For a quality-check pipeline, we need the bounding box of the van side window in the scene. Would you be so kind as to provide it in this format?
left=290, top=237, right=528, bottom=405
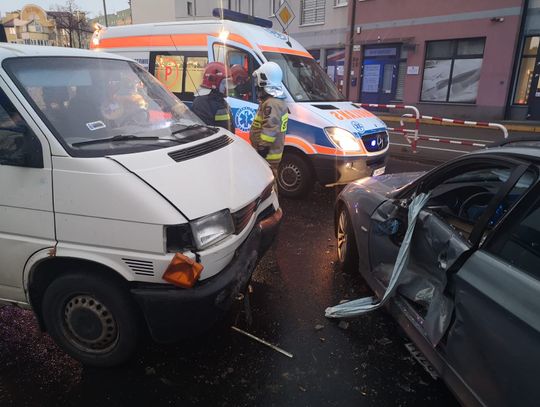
left=150, top=52, right=208, bottom=101
left=213, top=44, right=260, bottom=103
left=0, top=88, right=42, bottom=168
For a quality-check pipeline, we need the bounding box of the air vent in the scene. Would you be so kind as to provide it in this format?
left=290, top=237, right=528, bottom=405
left=312, top=104, right=338, bottom=110
left=168, top=135, right=233, bottom=162
left=122, top=258, right=155, bottom=276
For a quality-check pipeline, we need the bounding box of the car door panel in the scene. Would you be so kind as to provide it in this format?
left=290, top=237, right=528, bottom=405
left=446, top=250, right=540, bottom=407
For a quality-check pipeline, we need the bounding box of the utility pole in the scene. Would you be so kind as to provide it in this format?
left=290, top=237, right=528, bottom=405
left=102, top=0, right=109, bottom=26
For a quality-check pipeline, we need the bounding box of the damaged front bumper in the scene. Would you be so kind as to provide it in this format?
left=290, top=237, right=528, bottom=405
left=131, top=208, right=282, bottom=343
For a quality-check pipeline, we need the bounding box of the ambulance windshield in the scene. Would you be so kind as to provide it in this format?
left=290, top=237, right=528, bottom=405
left=4, top=57, right=213, bottom=158
left=264, top=52, right=345, bottom=102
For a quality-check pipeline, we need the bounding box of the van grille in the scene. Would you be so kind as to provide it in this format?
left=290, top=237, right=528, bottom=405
left=231, top=183, right=273, bottom=234
left=122, top=258, right=155, bottom=276
left=362, top=132, right=389, bottom=152
left=168, top=135, right=233, bottom=162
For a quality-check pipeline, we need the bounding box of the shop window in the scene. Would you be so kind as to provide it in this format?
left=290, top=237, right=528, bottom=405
left=308, top=49, right=321, bottom=64
left=300, top=0, right=325, bottom=25
left=421, top=38, right=485, bottom=103
left=514, top=36, right=539, bottom=105
left=326, top=48, right=345, bottom=91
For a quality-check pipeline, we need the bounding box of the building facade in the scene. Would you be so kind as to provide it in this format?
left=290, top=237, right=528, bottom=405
left=1, top=4, right=90, bottom=48
left=131, top=0, right=349, bottom=90
left=344, top=0, right=524, bottom=121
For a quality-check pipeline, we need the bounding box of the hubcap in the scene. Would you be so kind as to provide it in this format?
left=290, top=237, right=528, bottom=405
left=279, top=163, right=302, bottom=191
left=337, top=211, right=348, bottom=263
left=63, top=295, right=118, bottom=354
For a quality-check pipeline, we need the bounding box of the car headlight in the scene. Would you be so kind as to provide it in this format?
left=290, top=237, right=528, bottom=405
left=325, top=127, right=361, bottom=151
left=190, top=209, right=234, bottom=250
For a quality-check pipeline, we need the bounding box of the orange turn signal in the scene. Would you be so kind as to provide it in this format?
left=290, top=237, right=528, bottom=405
left=162, top=253, right=204, bottom=288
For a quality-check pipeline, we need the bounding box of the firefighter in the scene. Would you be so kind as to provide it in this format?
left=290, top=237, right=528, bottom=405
left=230, top=64, right=251, bottom=100
left=192, top=62, right=235, bottom=133
left=249, top=61, right=288, bottom=180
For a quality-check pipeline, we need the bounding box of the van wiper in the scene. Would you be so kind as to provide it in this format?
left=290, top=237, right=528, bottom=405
left=72, top=134, right=184, bottom=147
left=171, top=124, right=218, bottom=135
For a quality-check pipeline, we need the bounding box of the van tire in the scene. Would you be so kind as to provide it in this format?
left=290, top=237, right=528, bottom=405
left=42, top=273, right=139, bottom=367
left=277, top=153, right=314, bottom=199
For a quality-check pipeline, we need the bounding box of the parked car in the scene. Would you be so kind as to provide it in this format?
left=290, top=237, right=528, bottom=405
left=0, top=44, right=281, bottom=366
left=335, top=143, right=540, bottom=406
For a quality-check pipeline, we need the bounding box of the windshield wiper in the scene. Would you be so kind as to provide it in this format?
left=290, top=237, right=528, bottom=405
left=171, top=123, right=218, bottom=135
left=72, top=134, right=185, bottom=147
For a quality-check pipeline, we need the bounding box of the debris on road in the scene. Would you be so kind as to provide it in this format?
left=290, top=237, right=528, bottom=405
left=231, top=326, right=293, bottom=358
left=314, top=324, right=325, bottom=331
left=338, top=321, right=349, bottom=330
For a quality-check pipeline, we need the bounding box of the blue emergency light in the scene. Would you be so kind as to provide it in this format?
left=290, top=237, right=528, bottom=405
left=212, top=8, right=273, bottom=28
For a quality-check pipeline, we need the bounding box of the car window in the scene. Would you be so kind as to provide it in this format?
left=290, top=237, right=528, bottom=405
left=213, top=43, right=259, bottom=103
left=424, top=165, right=536, bottom=240
left=486, top=198, right=540, bottom=279
left=0, top=87, right=42, bottom=168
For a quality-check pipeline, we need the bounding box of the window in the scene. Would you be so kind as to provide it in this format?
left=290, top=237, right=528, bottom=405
left=213, top=44, right=259, bottom=102
left=0, top=88, right=42, bottom=168
left=270, top=0, right=284, bottom=15
left=487, top=197, right=540, bottom=278
left=514, top=36, right=539, bottom=105
left=300, top=0, right=325, bottom=25
left=308, top=49, right=321, bottom=64
left=334, top=0, right=347, bottom=6
left=326, top=48, right=345, bottom=92
left=151, top=52, right=208, bottom=101
left=423, top=165, right=535, bottom=241
left=421, top=38, right=485, bottom=103
left=187, top=1, right=193, bottom=16
left=395, top=47, right=408, bottom=101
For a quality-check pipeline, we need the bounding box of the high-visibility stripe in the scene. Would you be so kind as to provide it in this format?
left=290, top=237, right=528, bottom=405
left=280, top=113, right=288, bottom=132
left=94, top=34, right=208, bottom=49
left=266, top=153, right=283, bottom=160
left=285, top=135, right=317, bottom=154
left=214, top=33, right=252, bottom=48
left=214, top=114, right=230, bottom=121
left=258, top=45, right=314, bottom=59
left=260, top=133, right=276, bottom=142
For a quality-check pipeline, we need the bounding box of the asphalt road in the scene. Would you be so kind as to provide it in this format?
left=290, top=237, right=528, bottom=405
left=0, top=158, right=458, bottom=407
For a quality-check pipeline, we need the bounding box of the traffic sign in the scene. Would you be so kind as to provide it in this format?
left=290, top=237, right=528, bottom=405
left=275, top=1, right=295, bottom=30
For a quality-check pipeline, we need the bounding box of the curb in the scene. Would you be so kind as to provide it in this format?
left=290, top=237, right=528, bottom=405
left=378, top=115, right=540, bottom=134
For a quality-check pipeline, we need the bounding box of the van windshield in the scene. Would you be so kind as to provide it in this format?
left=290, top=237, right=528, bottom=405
left=3, top=57, right=215, bottom=158
left=264, top=52, right=345, bottom=102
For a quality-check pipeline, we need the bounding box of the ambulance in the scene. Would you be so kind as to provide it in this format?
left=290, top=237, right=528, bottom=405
left=91, top=9, right=389, bottom=198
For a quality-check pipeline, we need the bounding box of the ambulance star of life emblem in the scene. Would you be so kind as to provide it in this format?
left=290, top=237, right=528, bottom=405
left=235, top=107, right=256, bottom=132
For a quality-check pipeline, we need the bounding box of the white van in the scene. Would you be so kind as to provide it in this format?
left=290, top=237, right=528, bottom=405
left=0, top=44, right=281, bottom=366
left=92, top=10, right=389, bottom=198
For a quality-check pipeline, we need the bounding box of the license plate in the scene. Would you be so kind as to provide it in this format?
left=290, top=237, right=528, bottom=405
left=373, top=166, right=385, bottom=177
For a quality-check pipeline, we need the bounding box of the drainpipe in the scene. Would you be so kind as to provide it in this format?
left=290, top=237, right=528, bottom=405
left=345, top=0, right=357, bottom=100
left=505, top=0, right=528, bottom=119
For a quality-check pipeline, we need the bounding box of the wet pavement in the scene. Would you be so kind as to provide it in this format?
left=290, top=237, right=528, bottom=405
left=0, top=158, right=458, bottom=407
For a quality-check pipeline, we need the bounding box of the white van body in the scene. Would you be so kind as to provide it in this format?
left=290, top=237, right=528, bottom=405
left=0, top=44, right=281, bottom=366
left=92, top=16, right=389, bottom=198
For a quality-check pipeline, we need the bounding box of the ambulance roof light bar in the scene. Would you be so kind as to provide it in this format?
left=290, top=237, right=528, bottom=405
left=212, top=8, right=273, bottom=29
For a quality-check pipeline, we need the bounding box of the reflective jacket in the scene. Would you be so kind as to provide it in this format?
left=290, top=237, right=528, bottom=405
left=192, top=90, right=235, bottom=133
left=249, top=96, right=288, bottom=163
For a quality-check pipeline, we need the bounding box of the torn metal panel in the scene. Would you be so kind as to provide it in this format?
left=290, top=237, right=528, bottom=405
left=325, top=192, right=431, bottom=319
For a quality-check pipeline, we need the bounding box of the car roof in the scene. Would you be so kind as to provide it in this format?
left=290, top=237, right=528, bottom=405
left=471, top=145, right=540, bottom=161
left=0, top=43, right=131, bottom=63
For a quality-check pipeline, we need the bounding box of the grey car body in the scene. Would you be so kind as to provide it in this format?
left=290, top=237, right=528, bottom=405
left=335, top=146, right=540, bottom=407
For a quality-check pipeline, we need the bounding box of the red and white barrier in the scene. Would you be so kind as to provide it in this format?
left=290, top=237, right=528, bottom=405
left=354, top=103, right=420, bottom=152
left=401, top=114, right=508, bottom=140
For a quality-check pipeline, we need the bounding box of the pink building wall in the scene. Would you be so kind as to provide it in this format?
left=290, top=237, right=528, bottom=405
left=346, top=0, right=524, bottom=120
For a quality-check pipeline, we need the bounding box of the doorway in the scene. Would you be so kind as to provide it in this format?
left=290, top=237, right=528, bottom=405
left=360, top=45, right=401, bottom=104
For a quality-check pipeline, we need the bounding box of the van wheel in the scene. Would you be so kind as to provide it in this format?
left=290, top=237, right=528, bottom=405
left=42, top=273, right=140, bottom=367
left=278, top=153, right=314, bottom=198
left=337, top=207, right=359, bottom=273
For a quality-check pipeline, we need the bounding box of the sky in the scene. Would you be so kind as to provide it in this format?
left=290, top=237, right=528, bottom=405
left=1, top=0, right=130, bottom=19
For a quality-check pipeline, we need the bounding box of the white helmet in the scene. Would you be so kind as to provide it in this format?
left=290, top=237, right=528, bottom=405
left=253, top=61, right=285, bottom=98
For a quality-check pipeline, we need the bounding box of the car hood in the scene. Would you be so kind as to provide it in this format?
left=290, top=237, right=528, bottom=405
left=109, top=134, right=273, bottom=220
left=360, top=171, right=425, bottom=195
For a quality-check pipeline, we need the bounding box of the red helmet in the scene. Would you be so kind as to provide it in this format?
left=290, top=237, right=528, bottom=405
left=201, top=62, right=228, bottom=90
left=231, top=64, right=249, bottom=85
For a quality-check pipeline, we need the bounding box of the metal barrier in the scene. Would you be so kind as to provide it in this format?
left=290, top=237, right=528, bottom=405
left=401, top=114, right=509, bottom=152
left=354, top=104, right=420, bottom=152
